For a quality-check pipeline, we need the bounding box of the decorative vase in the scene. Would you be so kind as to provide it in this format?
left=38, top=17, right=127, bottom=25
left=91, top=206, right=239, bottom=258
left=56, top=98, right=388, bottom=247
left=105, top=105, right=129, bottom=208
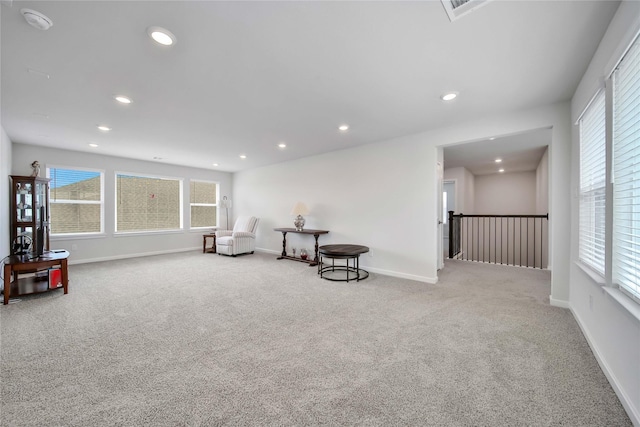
left=300, top=248, right=308, bottom=260
left=293, top=215, right=305, bottom=231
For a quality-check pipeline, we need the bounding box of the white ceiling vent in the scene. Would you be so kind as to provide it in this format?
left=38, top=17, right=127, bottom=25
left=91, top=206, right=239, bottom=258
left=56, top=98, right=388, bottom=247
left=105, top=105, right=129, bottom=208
left=441, top=0, right=491, bottom=22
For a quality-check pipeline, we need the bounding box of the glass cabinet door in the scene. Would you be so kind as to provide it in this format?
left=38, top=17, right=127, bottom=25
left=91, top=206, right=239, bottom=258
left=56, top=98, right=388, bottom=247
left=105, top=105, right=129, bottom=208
left=10, top=176, right=50, bottom=255
left=35, top=181, right=47, bottom=225
left=15, top=182, right=33, bottom=223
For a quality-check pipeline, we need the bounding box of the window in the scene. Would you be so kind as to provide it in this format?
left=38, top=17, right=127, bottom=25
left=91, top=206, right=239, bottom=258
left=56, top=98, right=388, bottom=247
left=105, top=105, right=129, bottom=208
left=613, top=36, right=640, bottom=302
left=579, top=90, right=606, bottom=275
left=116, top=173, right=182, bottom=232
left=190, top=180, right=218, bottom=228
left=578, top=34, right=640, bottom=306
left=47, top=166, right=103, bottom=235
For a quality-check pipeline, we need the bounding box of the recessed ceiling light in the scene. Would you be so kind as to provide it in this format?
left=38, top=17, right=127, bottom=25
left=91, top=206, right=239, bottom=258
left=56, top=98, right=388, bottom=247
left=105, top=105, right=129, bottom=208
left=441, top=92, right=458, bottom=101
left=495, top=158, right=502, bottom=163
left=489, top=137, right=496, bottom=141
left=212, top=163, right=219, bottom=167
left=278, top=143, right=287, bottom=149
left=97, top=125, right=111, bottom=132
left=89, top=143, right=99, bottom=148
left=21, top=8, right=53, bottom=31
left=147, top=26, right=176, bottom=46
left=239, top=154, right=247, bottom=159
left=338, top=124, right=349, bottom=132
left=115, top=95, right=132, bottom=104
left=499, top=168, right=505, bottom=173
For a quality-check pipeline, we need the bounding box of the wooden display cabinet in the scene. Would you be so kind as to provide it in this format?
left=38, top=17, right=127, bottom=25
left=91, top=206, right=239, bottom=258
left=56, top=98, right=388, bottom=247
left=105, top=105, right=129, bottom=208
left=9, top=175, right=50, bottom=256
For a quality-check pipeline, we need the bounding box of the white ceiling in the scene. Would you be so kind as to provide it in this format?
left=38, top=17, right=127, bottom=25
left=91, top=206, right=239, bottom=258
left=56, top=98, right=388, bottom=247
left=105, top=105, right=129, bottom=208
left=1, top=1, right=620, bottom=173
left=444, top=128, right=550, bottom=176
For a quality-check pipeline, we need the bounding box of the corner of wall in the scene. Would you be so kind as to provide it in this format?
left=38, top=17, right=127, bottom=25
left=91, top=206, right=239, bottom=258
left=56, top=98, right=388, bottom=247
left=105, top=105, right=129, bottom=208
left=1, top=127, right=12, bottom=258
left=464, top=167, right=475, bottom=214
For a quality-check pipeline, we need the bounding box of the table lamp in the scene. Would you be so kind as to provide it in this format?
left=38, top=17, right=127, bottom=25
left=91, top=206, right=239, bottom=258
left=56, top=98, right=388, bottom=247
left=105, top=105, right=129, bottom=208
left=291, top=202, right=309, bottom=231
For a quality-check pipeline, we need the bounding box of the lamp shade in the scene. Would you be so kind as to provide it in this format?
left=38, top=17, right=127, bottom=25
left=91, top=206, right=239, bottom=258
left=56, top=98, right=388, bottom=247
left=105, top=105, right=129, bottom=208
left=290, top=202, right=309, bottom=216
left=220, top=196, right=232, bottom=209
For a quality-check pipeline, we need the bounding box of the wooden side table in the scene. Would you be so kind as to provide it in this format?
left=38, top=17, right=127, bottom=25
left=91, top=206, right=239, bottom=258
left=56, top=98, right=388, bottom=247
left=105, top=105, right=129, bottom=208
left=3, top=250, right=70, bottom=305
left=203, top=234, right=216, bottom=253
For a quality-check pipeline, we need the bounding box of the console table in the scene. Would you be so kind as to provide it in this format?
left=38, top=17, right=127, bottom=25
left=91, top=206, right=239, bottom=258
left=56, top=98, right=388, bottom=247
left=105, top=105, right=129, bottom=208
left=274, top=228, right=329, bottom=266
left=3, top=250, right=69, bottom=305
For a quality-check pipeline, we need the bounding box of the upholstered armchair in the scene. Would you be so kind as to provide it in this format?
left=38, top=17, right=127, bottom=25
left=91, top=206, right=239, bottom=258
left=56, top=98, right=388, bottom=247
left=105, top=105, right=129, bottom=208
left=216, top=216, right=259, bottom=256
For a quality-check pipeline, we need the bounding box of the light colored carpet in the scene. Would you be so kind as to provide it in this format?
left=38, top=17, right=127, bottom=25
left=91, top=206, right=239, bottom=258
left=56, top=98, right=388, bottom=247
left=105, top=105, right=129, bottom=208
left=0, top=252, right=631, bottom=426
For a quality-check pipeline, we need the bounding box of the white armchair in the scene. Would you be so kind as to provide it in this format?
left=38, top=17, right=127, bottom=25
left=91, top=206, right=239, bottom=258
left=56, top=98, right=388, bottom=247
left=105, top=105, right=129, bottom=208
left=216, top=216, right=259, bottom=256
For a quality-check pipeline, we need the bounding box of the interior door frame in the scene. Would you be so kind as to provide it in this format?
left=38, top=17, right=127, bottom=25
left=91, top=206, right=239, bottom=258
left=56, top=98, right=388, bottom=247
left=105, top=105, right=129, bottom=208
left=437, top=162, right=444, bottom=270
left=442, top=179, right=457, bottom=263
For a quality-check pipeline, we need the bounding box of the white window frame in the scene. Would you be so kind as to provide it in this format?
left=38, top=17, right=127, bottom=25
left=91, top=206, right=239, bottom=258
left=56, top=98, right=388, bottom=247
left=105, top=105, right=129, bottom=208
left=577, top=33, right=640, bottom=308
left=578, top=90, right=606, bottom=276
left=46, top=165, right=105, bottom=237
left=612, top=35, right=640, bottom=303
left=189, top=179, right=219, bottom=230
left=115, top=171, right=184, bottom=235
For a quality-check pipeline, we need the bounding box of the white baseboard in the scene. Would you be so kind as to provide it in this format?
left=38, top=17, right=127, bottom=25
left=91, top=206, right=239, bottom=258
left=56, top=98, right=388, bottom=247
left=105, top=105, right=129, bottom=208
left=256, top=247, right=280, bottom=255
left=549, top=296, right=570, bottom=308
left=571, top=307, right=640, bottom=426
left=256, top=248, right=438, bottom=284
left=365, top=266, right=438, bottom=284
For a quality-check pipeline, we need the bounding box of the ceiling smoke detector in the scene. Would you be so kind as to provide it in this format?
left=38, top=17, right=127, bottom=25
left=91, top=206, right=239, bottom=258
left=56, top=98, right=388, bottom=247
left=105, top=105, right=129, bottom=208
left=21, top=9, right=53, bottom=31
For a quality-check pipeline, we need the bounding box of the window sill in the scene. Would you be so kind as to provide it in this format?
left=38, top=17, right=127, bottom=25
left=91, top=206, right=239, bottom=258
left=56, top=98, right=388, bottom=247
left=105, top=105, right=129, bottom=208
left=190, top=227, right=219, bottom=233
left=603, top=287, right=640, bottom=323
left=114, top=229, right=183, bottom=237
left=575, top=261, right=606, bottom=286
left=51, top=233, right=106, bottom=241
left=575, top=261, right=640, bottom=322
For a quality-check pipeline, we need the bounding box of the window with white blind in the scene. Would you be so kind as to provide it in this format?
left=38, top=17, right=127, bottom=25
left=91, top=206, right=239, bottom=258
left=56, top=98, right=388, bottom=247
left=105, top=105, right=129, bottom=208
left=612, top=36, right=640, bottom=302
left=116, top=173, right=183, bottom=233
left=190, top=180, right=218, bottom=228
left=47, top=166, right=103, bottom=235
left=579, top=90, right=606, bottom=275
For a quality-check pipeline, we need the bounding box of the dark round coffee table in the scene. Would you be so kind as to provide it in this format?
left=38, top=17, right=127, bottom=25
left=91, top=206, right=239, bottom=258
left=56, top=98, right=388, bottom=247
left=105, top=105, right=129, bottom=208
left=318, top=244, right=369, bottom=282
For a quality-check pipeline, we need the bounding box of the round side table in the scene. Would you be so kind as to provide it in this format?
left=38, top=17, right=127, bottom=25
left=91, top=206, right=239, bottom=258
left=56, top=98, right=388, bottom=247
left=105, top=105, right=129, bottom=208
left=318, top=244, right=369, bottom=282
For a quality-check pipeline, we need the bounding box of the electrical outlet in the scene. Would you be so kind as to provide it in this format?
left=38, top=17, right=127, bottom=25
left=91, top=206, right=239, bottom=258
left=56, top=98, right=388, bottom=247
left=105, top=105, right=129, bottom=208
left=71, top=244, right=78, bottom=251
left=589, top=295, right=593, bottom=311
left=369, top=249, right=374, bottom=257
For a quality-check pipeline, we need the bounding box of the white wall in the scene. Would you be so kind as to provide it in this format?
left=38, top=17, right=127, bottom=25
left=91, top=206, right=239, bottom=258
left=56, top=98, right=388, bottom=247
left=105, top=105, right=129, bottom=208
left=536, top=147, right=549, bottom=215
left=12, top=143, right=233, bottom=264
left=234, top=102, right=572, bottom=292
left=1, top=127, right=12, bottom=258
left=464, top=167, right=475, bottom=215
left=474, top=171, right=536, bottom=214
left=443, top=166, right=475, bottom=214
left=234, top=133, right=437, bottom=283
left=536, top=148, right=550, bottom=268
left=569, top=1, right=640, bottom=424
